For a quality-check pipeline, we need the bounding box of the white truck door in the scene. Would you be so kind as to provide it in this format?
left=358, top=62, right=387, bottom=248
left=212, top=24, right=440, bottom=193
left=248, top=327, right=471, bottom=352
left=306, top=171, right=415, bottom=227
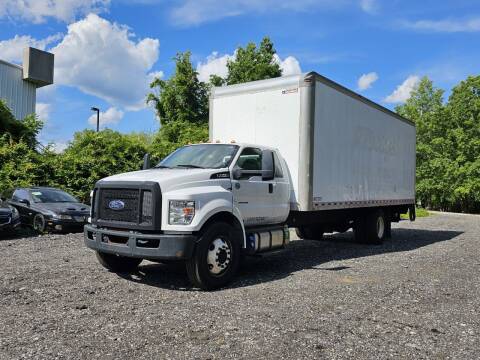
left=269, top=151, right=290, bottom=223
left=231, top=147, right=277, bottom=227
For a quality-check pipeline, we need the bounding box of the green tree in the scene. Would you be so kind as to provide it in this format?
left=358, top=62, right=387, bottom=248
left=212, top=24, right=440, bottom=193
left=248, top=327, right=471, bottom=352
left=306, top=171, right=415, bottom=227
left=56, top=130, right=151, bottom=201
left=209, top=74, right=226, bottom=87
left=147, top=52, right=209, bottom=126
left=397, top=75, right=480, bottom=213
left=397, top=77, right=453, bottom=210
left=445, top=76, right=480, bottom=213
left=150, top=121, right=209, bottom=161
left=0, top=136, right=57, bottom=196
left=225, top=37, right=282, bottom=85
left=0, top=100, right=43, bottom=148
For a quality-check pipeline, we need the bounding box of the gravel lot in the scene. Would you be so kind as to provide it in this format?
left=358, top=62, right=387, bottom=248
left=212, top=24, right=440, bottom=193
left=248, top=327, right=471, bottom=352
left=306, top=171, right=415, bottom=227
left=0, top=213, right=479, bottom=359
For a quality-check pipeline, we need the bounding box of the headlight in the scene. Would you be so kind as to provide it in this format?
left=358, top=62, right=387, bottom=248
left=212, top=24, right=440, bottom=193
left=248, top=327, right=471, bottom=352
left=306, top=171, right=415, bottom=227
left=10, top=206, right=19, bottom=219
left=169, top=200, right=195, bottom=225
left=52, top=214, right=72, bottom=220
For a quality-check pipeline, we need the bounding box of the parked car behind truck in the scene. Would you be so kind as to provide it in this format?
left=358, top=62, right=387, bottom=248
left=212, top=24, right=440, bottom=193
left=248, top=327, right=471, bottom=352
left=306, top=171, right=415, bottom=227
left=9, top=187, right=90, bottom=233
left=84, top=72, right=416, bottom=290
left=0, top=198, right=21, bottom=233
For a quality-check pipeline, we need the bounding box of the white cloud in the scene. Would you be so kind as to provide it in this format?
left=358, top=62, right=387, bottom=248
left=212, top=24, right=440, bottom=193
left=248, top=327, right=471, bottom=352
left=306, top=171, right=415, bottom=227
left=51, top=141, right=69, bottom=153
left=0, top=34, right=62, bottom=63
left=35, top=103, right=51, bottom=121
left=88, top=107, right=124, bottom=127
left=170, top=0, right=342, bottom=26
left=384, top=75, right=420, bottom=104
left=359, top=0, right=377, bottom=14
left=197, top=51, right=301, bottom=82
left=357, top=72, right=378, bottom=91
left=274, top=55, right=302, bottom=76
left=51, top=14, right=160, bottom=110
left=196, top=52, right=233, bottom=82
left=402, top=17, right=480, bottom=33
left=0, top=0, right=110, bottom=23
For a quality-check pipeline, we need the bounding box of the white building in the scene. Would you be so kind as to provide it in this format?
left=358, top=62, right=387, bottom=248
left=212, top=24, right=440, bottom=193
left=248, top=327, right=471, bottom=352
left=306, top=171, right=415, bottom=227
left=0, top=47, right=54, bottom=120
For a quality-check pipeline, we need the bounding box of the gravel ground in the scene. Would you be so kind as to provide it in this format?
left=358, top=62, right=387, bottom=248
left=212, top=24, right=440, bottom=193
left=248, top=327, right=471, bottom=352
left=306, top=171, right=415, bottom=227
left=0, top=213, right=479, bottom=359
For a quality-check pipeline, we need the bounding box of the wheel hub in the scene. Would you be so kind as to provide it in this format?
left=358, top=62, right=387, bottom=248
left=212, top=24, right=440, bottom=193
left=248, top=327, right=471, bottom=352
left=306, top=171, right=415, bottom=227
left=207, top=238, right=231, bottom=275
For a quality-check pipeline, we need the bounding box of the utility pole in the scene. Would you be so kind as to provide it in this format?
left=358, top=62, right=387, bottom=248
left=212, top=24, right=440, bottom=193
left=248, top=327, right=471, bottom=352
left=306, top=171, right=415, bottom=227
left=91, top=107, right=100, bottom=132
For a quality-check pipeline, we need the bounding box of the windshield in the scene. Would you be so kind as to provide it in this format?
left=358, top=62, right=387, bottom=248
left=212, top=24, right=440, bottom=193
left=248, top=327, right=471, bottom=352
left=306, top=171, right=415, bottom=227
left=31, top=189, right=79, bottom=203
left=157, top=144, right=239, bottom=169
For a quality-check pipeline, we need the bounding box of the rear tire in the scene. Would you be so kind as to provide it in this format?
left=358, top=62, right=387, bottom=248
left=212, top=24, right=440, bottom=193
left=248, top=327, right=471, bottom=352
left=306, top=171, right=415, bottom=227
left=355, top=209, right=386, bottom=245
left=296, top=225, right=324, bottom=240
left=186, top=222, right=241, bottom=290
left=96, top=252, right=142, bottom=273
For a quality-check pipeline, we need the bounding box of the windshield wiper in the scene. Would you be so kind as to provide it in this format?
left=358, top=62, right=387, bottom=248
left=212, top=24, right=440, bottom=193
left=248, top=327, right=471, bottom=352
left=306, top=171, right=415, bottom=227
left=155, top=165, right=171, bottom=169
left=175, top=164, right=205, bottom=169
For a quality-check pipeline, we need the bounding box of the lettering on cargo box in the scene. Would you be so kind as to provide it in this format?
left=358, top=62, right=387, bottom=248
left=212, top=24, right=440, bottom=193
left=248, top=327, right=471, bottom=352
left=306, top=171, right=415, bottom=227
left=282, top=88, right=298, bottom=95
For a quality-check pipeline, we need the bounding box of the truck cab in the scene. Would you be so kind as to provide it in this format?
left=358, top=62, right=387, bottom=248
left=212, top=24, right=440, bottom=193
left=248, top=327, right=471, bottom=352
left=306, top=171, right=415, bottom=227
left=84, top=143, right=292, bottom=290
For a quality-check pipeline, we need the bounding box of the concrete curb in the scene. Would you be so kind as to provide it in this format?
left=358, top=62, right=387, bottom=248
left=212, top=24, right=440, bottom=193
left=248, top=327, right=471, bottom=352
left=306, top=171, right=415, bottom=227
left=428, top=210, right=480, bottom=217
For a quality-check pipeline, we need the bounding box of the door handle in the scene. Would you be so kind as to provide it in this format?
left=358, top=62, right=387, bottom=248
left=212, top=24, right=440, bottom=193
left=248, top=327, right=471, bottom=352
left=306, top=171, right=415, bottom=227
left=268, top=183, right=274, bottom=193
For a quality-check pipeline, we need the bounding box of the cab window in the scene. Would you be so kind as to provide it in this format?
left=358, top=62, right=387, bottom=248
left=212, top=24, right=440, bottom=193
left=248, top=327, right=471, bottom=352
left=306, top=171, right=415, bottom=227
left=234, top=147, right=262, bottom=179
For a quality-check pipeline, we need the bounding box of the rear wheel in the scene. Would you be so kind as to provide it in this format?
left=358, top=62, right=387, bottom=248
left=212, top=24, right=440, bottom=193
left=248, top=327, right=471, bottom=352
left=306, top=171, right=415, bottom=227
left=186, top=222, right=241, bottom=290
left=355, top=209, right=386, bottom=245
left=296, top=225, right=324, bottom=240
left=96, top=252, right=142, bottom=273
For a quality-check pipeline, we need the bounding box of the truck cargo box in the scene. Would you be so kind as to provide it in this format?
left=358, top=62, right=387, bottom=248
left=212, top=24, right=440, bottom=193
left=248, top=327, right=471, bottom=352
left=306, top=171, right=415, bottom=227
left=210, top=72, right=415, bottom=212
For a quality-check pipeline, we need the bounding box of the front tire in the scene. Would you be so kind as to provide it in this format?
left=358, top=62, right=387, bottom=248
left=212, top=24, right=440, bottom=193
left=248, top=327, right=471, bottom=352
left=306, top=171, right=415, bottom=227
left=186, top=222, right=241, bottom=290
left=33, top=214, right=46, bottom=233
left=95, top=252, right=142, bottom=273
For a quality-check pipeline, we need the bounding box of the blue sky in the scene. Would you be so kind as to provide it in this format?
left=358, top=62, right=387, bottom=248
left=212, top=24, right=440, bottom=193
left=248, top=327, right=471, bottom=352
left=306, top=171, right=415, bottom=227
left=1, top=0, right=479, bottom=150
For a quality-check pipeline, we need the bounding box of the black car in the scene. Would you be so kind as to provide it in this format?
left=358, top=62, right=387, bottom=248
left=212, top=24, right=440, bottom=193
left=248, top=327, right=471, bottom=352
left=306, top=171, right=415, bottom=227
left=8, top=187, right=90, bottom=233
left=0, top=198, right=21, bottom=232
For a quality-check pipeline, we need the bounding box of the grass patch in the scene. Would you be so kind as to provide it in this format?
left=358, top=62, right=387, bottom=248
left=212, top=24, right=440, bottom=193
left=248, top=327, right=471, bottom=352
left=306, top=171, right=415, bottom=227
left=400, top=207, right=430, bottom=219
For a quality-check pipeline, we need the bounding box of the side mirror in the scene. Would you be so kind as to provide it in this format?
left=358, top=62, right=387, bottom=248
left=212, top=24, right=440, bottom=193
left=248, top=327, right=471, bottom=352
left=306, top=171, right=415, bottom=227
left=261, top=150, right=274, bottom=181
left=143, top=153, right=151, bottom=170
left=233, top=168, right=243, bottom=180
left=19, top=199, right=30, bottom=206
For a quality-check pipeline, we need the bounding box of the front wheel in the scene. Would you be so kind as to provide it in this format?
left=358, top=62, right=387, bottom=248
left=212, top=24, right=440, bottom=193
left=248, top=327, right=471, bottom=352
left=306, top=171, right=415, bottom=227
left=96, top=252, right=142, bottom=273
left=33, top=214, right=46, bottom=233
left=186, top=222, right=241, bottom=290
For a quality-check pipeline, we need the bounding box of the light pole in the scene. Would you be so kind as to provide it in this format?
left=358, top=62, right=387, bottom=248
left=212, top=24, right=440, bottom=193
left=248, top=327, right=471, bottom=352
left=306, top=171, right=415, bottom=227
left=91, top=107, right=100, bottom=132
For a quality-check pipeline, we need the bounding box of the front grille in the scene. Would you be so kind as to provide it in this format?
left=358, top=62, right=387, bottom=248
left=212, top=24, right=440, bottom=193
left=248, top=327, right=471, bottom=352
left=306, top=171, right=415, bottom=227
left=141, top=191, right=153, bottom=225
left=93, top=182, right=161, bottom=231
left=99, top=189, right=140, bottom=223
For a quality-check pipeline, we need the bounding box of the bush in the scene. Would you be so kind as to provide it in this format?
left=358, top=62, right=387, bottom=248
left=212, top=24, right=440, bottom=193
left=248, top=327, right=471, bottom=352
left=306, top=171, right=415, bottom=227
left=0, top=136, right=57, bottom=196
left=150, top=120, right=209, bottom=162
left=55, top=130, right=151, bottom=202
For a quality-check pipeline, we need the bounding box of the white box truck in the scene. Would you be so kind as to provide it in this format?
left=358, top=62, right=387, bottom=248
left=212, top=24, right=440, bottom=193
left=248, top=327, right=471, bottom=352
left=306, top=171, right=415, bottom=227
left=84, top=72, right=416, bottom=290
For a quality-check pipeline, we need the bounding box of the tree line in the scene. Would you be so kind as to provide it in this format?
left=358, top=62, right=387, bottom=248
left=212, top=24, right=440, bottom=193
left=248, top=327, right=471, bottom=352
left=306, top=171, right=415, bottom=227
left=0, top=37, right=479, bottom=213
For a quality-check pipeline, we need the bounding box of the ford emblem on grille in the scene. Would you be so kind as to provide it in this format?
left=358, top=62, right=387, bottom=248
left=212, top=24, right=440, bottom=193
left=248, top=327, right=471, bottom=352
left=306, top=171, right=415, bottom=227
left=108, top=200, right=125, bottom=210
